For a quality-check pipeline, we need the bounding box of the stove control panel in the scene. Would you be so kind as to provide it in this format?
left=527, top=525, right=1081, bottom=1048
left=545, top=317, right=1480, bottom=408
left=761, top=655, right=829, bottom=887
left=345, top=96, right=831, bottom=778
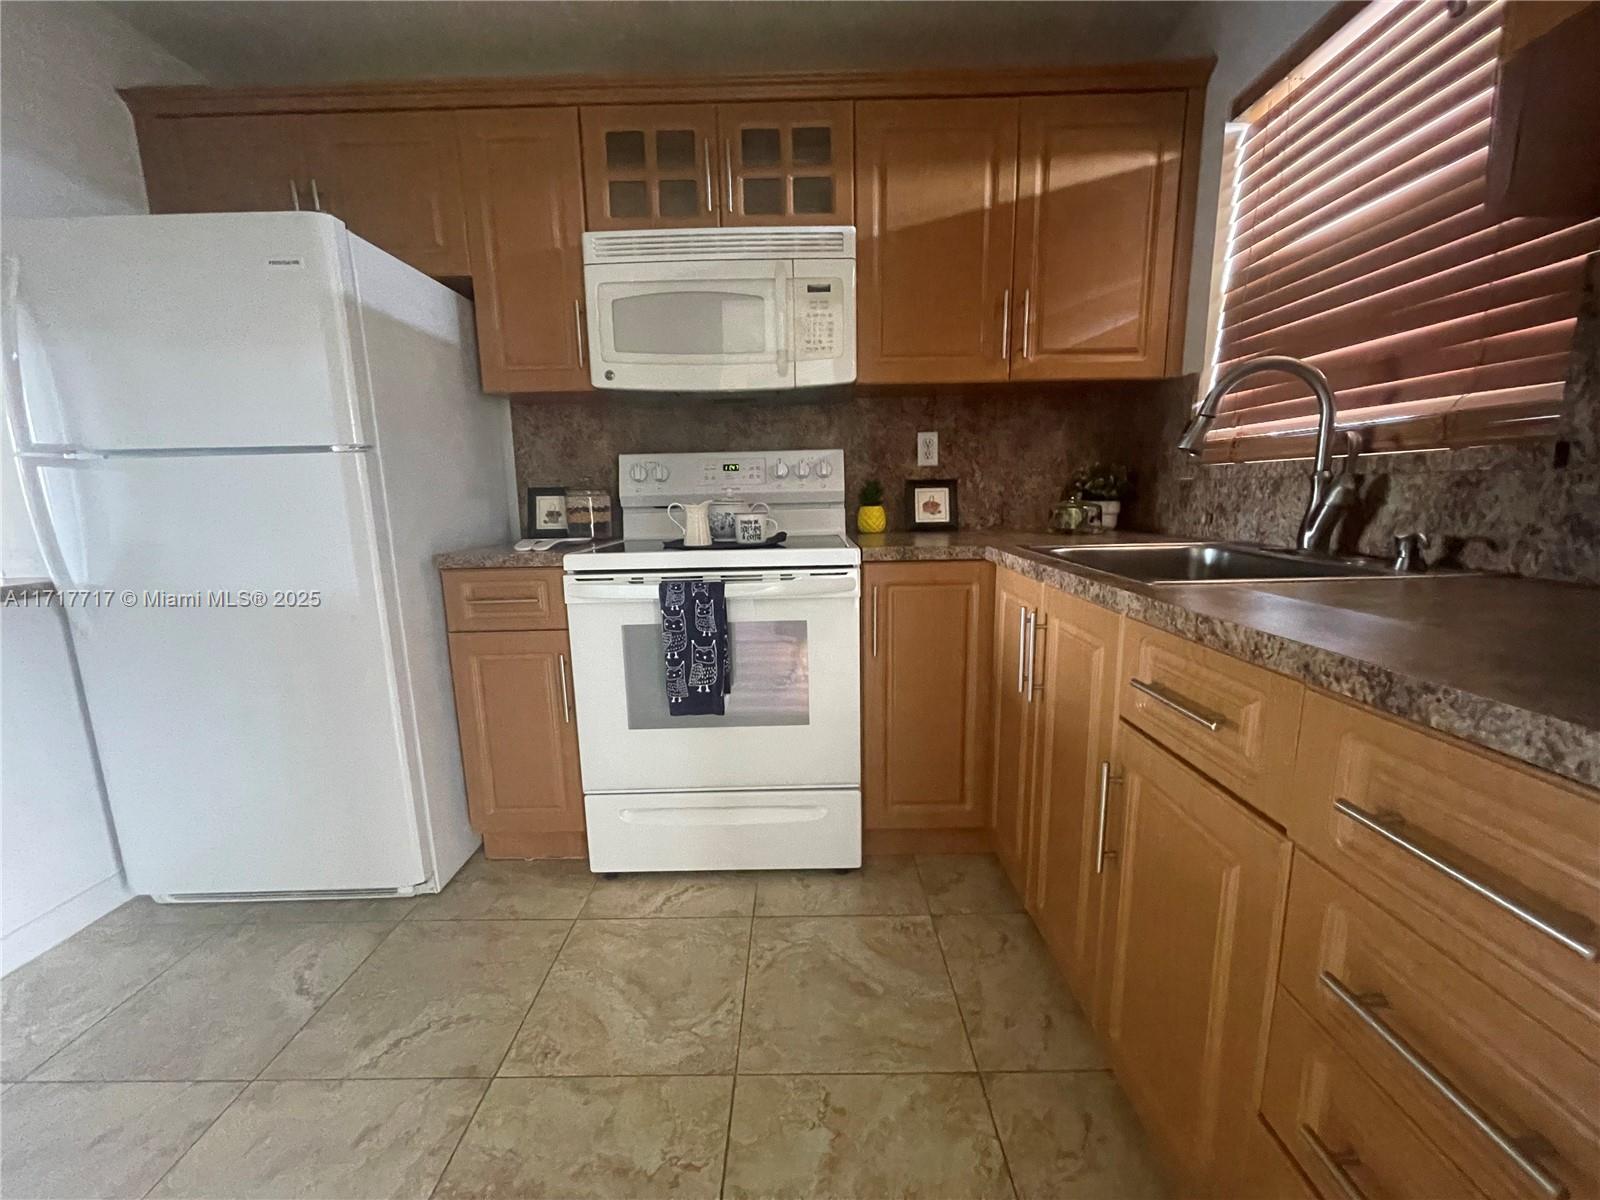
left=619, top=449, right=845, bottom=504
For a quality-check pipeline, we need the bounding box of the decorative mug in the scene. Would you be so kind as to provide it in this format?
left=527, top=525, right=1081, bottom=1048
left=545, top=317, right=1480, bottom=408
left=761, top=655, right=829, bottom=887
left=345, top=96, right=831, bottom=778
left=734, top=513, right=781, bottom=545
left=709, top=499, right=769, bottom=541
left=667, top=500, right=715, bottom=547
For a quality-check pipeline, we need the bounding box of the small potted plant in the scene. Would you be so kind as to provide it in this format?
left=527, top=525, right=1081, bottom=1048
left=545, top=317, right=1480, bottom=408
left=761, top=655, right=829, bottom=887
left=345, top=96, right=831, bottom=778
left=1070, top=464, right=1132, bottom=529
left=857, top=478, right=887, bottom=534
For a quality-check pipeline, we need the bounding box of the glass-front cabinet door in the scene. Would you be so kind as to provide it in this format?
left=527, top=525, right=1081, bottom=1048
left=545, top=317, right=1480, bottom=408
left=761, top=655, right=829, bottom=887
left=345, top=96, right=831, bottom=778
left=580, top=104, right=720, bottom=229
left=716, top=101, right=855, bottom=225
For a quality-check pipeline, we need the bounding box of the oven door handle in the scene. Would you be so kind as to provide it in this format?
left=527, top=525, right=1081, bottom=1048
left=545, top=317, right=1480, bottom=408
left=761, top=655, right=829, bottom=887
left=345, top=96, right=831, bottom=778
left=566, top=577, right=859, bottom=603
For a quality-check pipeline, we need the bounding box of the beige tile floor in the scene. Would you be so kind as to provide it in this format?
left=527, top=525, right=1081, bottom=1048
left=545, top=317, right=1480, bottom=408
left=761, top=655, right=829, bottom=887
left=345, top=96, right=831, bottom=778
left=0, top=853, right=1169, bottom=1200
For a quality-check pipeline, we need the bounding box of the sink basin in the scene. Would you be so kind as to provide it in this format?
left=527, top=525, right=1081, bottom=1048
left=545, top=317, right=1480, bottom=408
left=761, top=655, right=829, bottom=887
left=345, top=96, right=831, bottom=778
left=1028, top=542, right=1406, bottom=585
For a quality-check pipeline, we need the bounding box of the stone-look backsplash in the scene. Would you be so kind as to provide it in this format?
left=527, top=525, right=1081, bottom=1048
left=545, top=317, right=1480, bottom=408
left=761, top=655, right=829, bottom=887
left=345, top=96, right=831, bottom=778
left=510, top=380, right=1188, bottom=532
left=1132, top=256, right=1600, bottom=585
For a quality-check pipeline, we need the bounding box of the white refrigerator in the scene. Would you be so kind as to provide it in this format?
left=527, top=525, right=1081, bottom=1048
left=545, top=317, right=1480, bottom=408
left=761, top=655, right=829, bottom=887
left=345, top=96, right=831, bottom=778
left=2, top=213, right=516, bottom=900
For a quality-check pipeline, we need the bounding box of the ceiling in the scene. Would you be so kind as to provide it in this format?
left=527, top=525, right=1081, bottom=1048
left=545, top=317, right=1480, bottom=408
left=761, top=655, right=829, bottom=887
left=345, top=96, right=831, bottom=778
left=98, top=1, right=1196, bottom=87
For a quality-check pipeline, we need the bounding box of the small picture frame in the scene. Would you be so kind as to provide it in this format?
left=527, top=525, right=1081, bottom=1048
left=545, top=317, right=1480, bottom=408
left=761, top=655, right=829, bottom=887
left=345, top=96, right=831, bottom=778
left=906, top=479, right=958, bottom=531
left=526, top=486, right=568, bottom=536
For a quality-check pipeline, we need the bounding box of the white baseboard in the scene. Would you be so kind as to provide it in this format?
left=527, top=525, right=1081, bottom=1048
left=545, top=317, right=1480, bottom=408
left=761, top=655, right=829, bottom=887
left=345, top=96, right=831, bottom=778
left=1, top=873, right=131, bottom=972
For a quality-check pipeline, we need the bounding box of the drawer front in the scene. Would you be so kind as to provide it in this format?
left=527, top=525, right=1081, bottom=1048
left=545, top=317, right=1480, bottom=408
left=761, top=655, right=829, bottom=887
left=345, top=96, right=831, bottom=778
left=1118, top=621, right=1303, bottom=822
left=442, top=567, right=567, bottom=632
left=1283, top=854, right=1599, bottom=1200
left=1236, top=1114, right=1318, bottom=1200
left=1262, top=991, right=1486, bottom=1200
left=1290, top=691, right=1600, bottom=1048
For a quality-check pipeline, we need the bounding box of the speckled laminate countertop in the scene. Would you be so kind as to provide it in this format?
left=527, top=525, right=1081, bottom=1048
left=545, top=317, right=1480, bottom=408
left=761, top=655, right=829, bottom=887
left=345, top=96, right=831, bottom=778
left=438, top=532, right=1600, bottom=789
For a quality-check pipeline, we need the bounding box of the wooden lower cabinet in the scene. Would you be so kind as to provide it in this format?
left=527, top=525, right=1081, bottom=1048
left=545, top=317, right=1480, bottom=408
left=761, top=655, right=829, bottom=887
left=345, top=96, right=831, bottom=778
left=1028, top=586, right=1120, bottom=1003
left=990, top=566, right=1042, bottom=892
left=861, top=562, right=994, bottom=835
left=1098, top=723, right=1292, bottom=1195
left=447, top=629, right=585, bottom=858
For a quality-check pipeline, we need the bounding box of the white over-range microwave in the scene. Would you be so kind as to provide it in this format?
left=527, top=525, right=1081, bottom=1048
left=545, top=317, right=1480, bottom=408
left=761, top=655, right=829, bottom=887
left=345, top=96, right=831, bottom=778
left=581, top=225, right=855, bottom=392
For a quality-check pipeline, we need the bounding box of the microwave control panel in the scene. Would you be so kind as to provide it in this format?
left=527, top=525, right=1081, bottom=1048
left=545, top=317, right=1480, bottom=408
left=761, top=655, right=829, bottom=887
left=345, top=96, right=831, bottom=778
left=795, top=277, right=845, bottom=361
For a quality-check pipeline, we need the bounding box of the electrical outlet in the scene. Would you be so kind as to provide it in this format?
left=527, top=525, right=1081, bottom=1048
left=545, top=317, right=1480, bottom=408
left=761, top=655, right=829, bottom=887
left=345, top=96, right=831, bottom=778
left=917, top=431, right=938, bottom=466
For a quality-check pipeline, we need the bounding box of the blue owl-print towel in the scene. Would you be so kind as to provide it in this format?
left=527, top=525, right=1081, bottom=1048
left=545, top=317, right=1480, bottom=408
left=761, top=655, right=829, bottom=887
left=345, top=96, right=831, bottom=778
left=659, top=578, right=731, bottom=716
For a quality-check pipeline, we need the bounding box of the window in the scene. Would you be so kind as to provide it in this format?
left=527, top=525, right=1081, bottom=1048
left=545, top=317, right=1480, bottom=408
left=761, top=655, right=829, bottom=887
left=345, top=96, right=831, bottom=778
left=1202, top=0, right=1600, bottom=462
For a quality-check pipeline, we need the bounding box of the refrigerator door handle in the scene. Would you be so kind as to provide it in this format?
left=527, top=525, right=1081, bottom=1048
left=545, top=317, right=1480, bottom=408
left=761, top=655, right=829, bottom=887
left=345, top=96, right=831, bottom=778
left=2, top=255, right=82, bottom=590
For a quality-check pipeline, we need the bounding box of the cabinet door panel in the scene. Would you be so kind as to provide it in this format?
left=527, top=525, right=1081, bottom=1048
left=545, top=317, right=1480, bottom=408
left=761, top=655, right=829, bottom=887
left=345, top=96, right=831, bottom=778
left=862, top=562, right=994, bottom=830
left=990, top=567, right=1040, bottom=892
left=717, top=101, right=854, bottom=225
left=139, top=115, right=308, bottom=215
left=1100, top=724, right=1291, bottom=1194
left=580, top=105, right=719, bottom=229
left=1030, top=588, right=1120, bottom=1006
left=856, top=99, right=1018, bottom=383
left=457, top=108, right=590, bottom=394
left=448, top=630, right=584, bottom=848
left=1013, top=92, right=1186, bottom=379
left=305, top=112, right=470, bottom=276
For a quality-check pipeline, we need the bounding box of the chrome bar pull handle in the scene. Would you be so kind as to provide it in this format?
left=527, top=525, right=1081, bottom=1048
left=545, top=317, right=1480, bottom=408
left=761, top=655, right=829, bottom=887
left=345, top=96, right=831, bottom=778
left=1320, top=971, right=1567, bottom=1199
left=289, top=180, right=301, bottom=211
left=703, top=139, right=714, bottom=212
left=1095, top=761, right=1121, bottom=874
left=871, top=585, right=880, bottom=659
left=1299, top=1126, right=1368, bottom=1200
left=573, top=300, right=587, bottom=367
left=309, top=178, right=322, bottom=212
left=1021, top=288, right=1032, bottom=358
left=724, top=139, right=734, bottom=212
left=557, top=654, right=572, bottom=724
left=1023, top=610, right=1037, bottom=701
left=1334, top=799, right=1598, bottom=960
left=1016, top=606, right=1028, bottom=695
left=1129, top=678, right=1223, bottom=732
left=1000, top=287, right=1011, bottom=359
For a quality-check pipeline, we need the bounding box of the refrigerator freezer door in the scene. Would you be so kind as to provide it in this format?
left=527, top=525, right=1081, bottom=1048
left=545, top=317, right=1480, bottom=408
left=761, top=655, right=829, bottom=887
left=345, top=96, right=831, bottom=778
left=8, top=213, right=365, bottom=451
left=29, top=450, right=426, bottom=895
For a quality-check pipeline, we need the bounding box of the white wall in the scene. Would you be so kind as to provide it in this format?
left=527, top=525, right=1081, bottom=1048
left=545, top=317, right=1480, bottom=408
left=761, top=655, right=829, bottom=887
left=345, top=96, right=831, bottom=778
left=1163, top=0, right=1338, bottom=375
left=1, top=1, right=204, bottom=968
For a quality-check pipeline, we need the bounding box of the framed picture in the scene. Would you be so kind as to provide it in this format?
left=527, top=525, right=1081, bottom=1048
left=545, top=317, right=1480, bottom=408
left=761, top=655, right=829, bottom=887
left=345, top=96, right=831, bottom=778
left=906, top=479, right=958, bottom=531
left=526, top=486, right=568, bottom=536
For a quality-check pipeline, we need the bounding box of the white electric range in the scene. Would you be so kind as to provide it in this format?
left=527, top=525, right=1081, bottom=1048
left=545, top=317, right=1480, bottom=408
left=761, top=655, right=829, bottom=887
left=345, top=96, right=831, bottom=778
left=563, top=450, right=862, bottom=872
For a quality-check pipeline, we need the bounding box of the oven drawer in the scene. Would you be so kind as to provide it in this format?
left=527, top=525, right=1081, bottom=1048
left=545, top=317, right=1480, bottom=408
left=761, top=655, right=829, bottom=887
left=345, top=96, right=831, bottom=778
left=1118, top=620, right=1303, bottom=822
left=1262, top=991, right=1486, bottom=1200
left=1289, top=691, right=1600, bottom=1049
left=584, top=789, right=862, bottom=872
left=443, top=567, right=567, bottom=632
left=1283, top=854, right=1599, bottom=1200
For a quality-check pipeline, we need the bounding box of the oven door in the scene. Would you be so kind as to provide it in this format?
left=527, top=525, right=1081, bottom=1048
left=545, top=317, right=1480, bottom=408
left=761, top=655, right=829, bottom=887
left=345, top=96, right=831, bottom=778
left=564, top=568, right=860, bottom=793
left=583, top=258, right=793, bottom=390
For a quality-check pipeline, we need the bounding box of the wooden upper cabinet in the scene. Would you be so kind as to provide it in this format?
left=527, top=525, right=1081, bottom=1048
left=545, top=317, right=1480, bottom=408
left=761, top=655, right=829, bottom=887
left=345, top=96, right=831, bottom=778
left=990, top=566, right=1041, bottom=891
left=861, top=562, right=994, bottom=831
left=716, top=101, right=854, bottom=225
left=139, top=114, right=308, bottom=215
left=1099, top=724, right=1292, bottom=1193
left=457, top=108, right=590, bottom=394
left=1012, top=92, right=1187, bottom=379
left=303, top=112, right=471, bottom=277
left=447, top=629, right=584, bottom=858
left=1029, top=587, right=1120, bottom=1005
left=856, top=98, right=1019, bottom=384
left=580, top=105, right=719, bottom=229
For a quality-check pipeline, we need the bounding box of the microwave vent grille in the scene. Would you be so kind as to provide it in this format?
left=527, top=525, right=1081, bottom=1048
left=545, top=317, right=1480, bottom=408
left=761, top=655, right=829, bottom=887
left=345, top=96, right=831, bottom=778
left=584, top=226, right=855, bottom=263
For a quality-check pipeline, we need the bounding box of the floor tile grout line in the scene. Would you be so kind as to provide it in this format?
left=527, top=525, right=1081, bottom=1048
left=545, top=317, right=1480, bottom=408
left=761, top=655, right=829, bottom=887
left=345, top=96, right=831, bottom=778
left=428, top=914, right=580, bottom=1200
left=136, top=1078, right=251, bottom=1200
left=928, top=912, right=1022, bottom=1200
left=19, top=922, right=233, bottom=1082
left=717, top=898, right=757, bottom=1199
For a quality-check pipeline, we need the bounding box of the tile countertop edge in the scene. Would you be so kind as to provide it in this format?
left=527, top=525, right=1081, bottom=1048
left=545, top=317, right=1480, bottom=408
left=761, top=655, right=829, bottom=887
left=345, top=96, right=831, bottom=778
left=436, top=534, right=1600, bottom=789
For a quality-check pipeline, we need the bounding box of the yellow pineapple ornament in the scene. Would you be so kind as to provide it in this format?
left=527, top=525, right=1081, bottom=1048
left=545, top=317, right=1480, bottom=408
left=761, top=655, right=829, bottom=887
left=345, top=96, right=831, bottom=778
left=856, top=478, right=887, bottom=534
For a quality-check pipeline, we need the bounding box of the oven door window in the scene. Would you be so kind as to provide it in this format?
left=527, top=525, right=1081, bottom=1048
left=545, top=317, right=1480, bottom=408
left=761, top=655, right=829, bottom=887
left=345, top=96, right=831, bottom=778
left=620, top=620, right=808, bottom=729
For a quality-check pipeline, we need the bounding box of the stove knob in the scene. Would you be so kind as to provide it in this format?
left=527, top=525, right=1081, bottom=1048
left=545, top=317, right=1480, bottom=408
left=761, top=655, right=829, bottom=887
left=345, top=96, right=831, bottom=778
left=796, top=459, right=812, bottom=479
left=816, top=459, right=834, bottom=479
left=773, top=459, right=790, bottom=480
left=652, top=462, right=670, bottom=482
left=629, top=462, right=649, bottom=483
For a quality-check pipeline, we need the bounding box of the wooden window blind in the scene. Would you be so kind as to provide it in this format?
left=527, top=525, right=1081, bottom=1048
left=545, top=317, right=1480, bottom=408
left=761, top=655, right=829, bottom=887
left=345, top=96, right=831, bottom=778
left=1204, top=0, right=1600, bottom=463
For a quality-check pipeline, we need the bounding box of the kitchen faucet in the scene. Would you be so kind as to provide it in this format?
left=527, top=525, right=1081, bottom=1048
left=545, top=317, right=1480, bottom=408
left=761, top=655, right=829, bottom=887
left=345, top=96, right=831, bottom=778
left=1177, top=355, right=1358, bottom=555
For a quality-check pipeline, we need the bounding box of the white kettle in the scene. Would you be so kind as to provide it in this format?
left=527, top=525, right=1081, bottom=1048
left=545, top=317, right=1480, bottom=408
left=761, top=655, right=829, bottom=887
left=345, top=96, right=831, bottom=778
left=667, top=500, right=715, bottom=547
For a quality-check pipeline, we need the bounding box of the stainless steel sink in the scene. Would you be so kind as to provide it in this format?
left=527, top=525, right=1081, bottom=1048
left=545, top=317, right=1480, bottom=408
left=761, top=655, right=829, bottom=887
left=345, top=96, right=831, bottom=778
left=1028, top=542, right=1407, bottom=585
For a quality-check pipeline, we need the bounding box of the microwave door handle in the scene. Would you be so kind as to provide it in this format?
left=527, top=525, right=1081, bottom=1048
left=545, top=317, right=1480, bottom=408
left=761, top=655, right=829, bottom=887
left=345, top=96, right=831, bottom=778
left=774, top=262, right=791, bottom=380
